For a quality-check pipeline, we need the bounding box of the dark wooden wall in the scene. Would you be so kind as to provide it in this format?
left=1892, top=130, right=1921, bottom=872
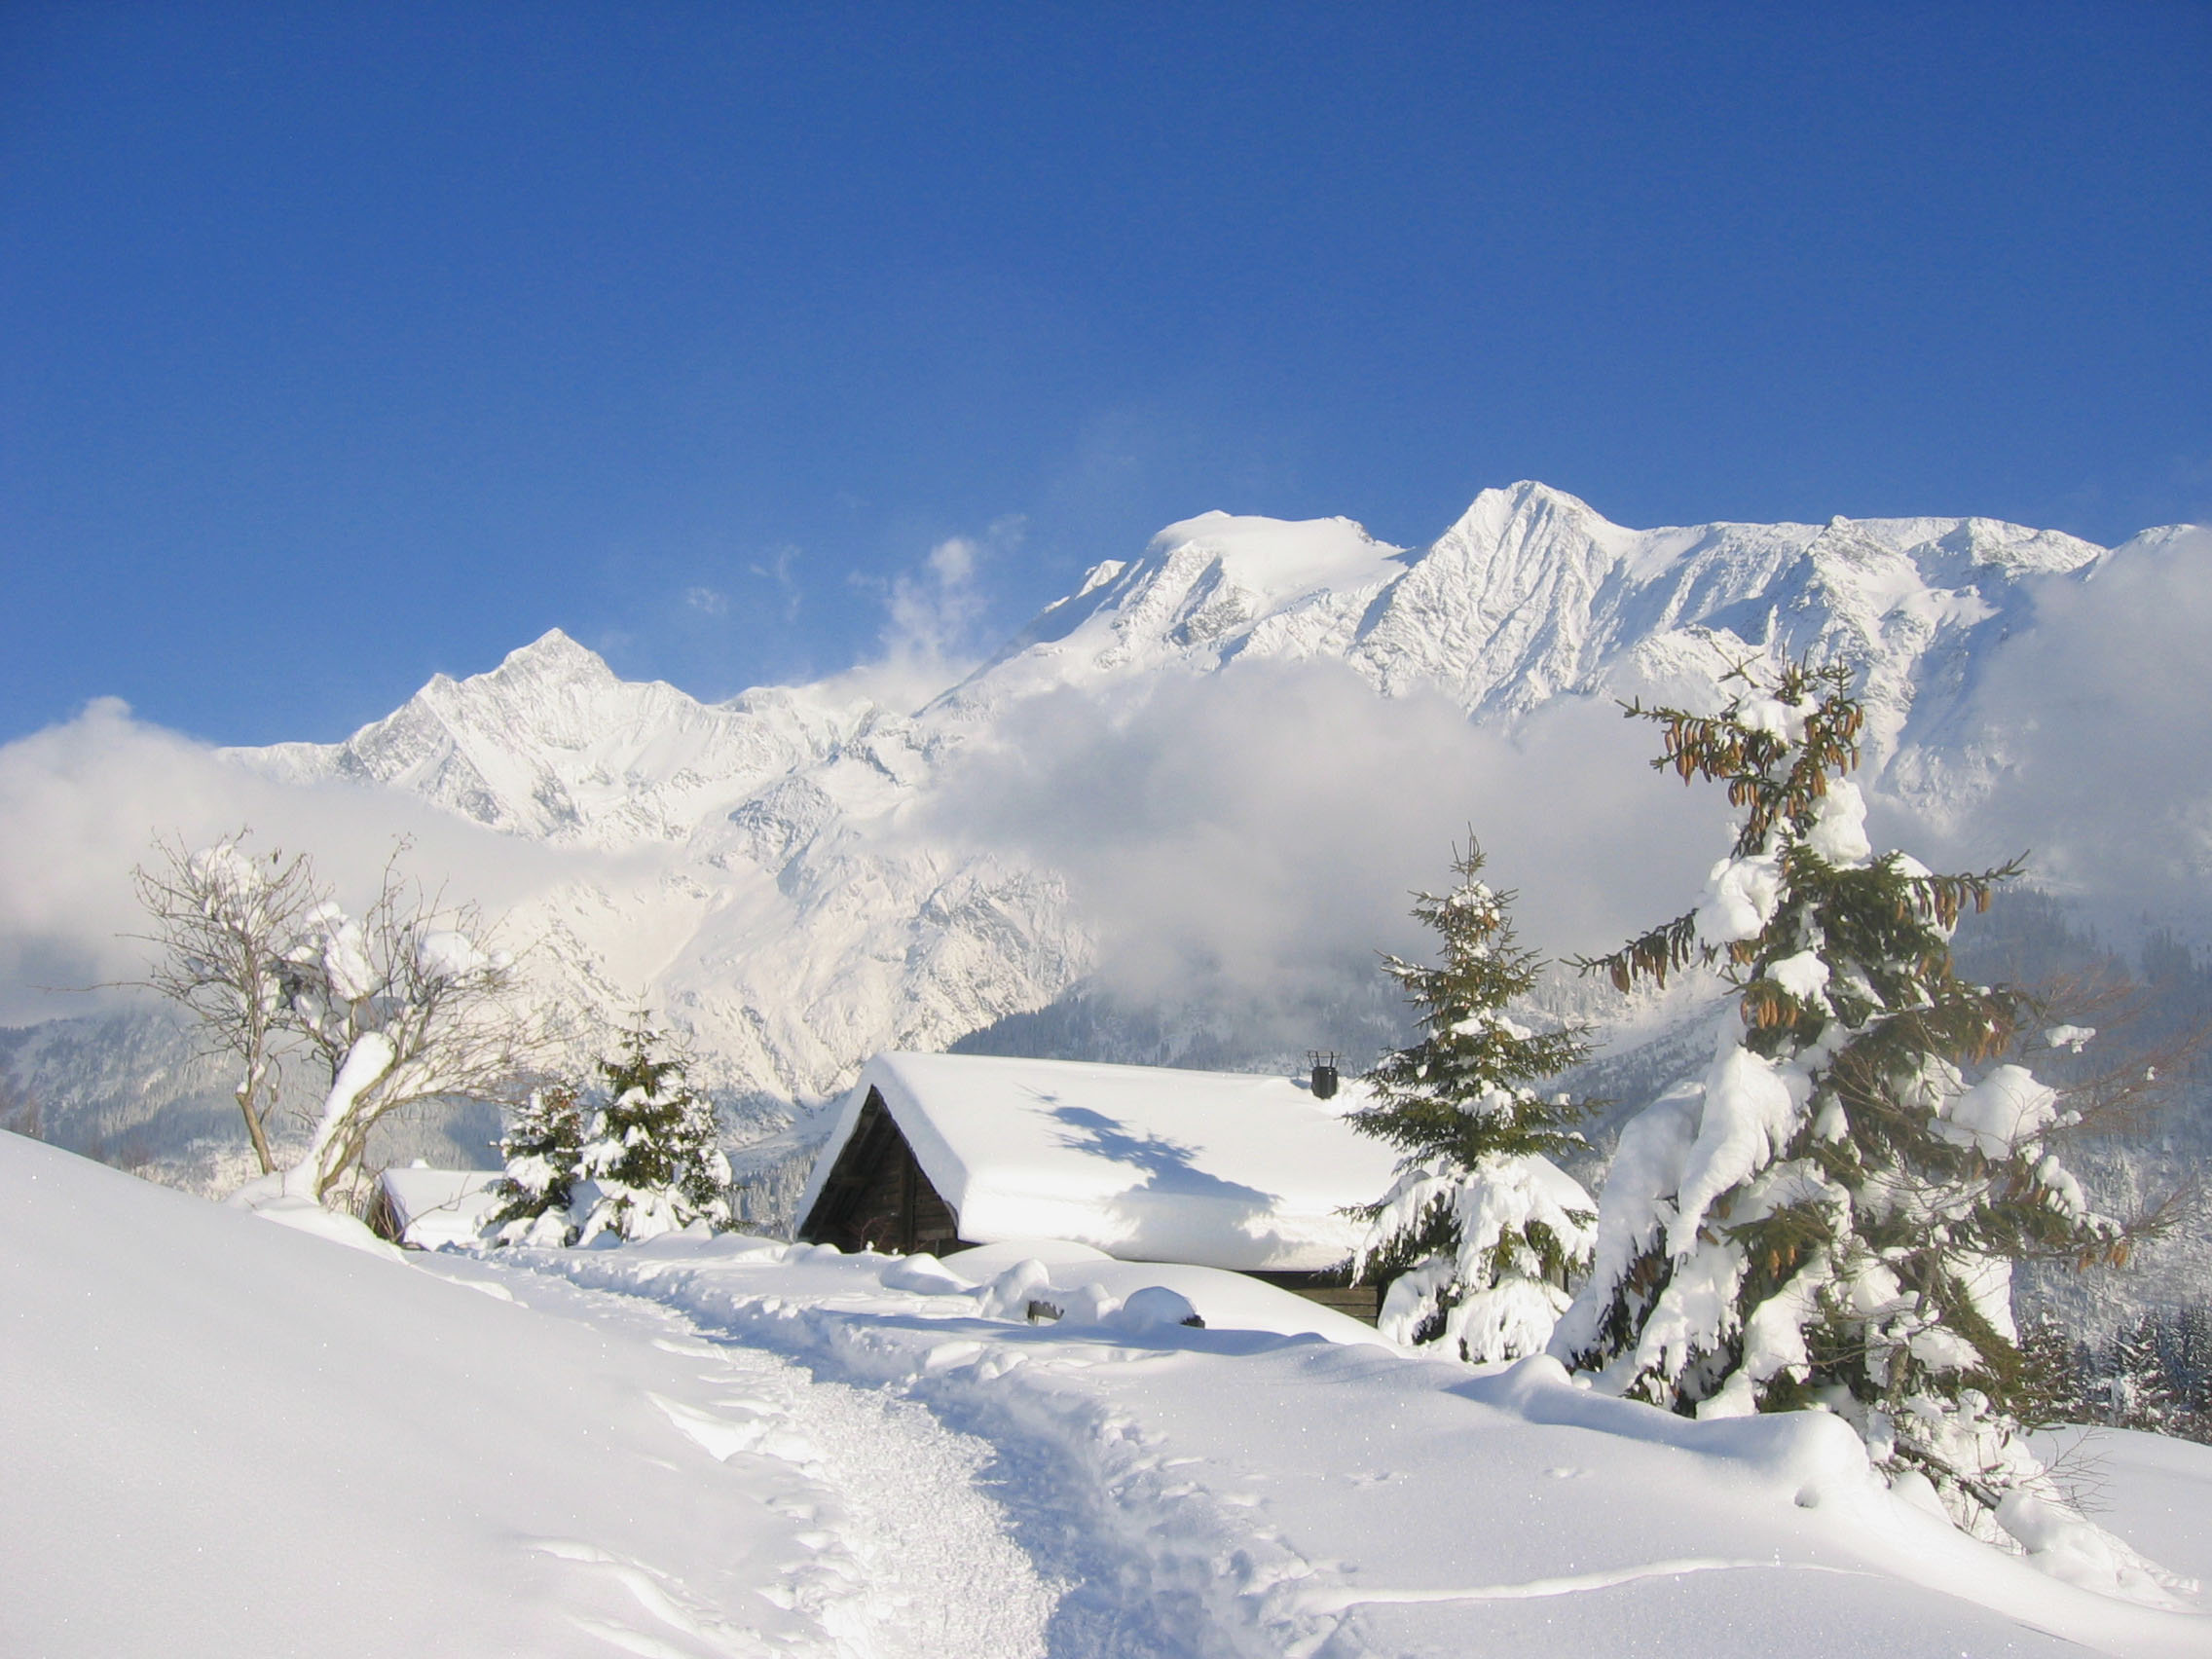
left=1247, top=1271, right=1381, bottom=1325
left=797, top=1089, right=965, bottom=1256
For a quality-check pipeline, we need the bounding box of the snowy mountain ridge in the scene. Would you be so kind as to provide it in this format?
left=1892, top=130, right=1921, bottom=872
left=16, top=481, right=2195, bottom=1181
left=944, top=482, right=2098, bottom=743
left=250, top=628, right=890, bottom=850
left=248, top=480, right=2107, bottom=858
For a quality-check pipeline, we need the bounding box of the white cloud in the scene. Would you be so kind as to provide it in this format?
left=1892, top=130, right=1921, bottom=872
left=917, top=657, right=1719, bottom=1011
left=925, top=535, right=976, bottom=588
left=747, top=545, right=803, bottom=623
left=683, top=585, right=729, bottom=617
left=0, top=699, right=582, bottom=1025
left=834, top=522, right=1028, bottom=714
left=882, top=534, right=987, bottom=665
left=1910, top=525, right=2212, bottom=935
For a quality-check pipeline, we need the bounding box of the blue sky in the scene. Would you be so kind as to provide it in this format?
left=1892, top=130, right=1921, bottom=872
left=4, top=1, right=2207, bottom=745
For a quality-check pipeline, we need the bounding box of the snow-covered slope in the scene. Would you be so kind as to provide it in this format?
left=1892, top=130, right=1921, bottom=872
left=9, top=1130, right=2203, bottom=1657
left=0, top=1130, right=1056, bottom=1658
left=17, top=482, right=2197, bottom=1193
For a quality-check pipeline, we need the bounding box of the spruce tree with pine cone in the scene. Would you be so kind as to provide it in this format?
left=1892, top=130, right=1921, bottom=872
left=1550, top=658, right=2133, bottom=1536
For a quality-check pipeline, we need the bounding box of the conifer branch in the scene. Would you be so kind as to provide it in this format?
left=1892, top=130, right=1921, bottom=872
left=1571, top=909, right=1706, bottom=994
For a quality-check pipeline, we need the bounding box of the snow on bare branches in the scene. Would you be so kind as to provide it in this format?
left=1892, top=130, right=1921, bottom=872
left=136, top=829, right=535, bottom=1206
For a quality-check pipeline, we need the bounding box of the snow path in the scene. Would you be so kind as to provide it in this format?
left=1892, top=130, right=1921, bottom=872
left=493, top=1246, right=1320, bottom=1659
left=410, top=1260, right=1059, bottom=1659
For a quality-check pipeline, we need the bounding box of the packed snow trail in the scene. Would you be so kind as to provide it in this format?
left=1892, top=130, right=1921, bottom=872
left=463, top=1274, right=1058, bottom=1659
left=461, top=1248, right=1291, bottom=1659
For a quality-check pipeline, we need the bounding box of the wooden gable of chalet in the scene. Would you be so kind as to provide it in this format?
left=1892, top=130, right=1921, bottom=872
left=798, top=1087, right=966, bottom=1256
left=364, top=1181, right=408, bottom=1245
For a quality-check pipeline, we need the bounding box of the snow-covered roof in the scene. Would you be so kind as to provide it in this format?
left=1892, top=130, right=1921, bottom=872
left=796, top=1052, right=1402, bottom=1272
left=373, top=1166, right=502, bottom=1249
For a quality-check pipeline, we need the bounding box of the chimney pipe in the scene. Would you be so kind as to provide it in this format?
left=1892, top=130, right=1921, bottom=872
left=1307, top=1050, right=1341, bottom=1100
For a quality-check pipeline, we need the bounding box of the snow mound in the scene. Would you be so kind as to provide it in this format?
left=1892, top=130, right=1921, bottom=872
left=234, top=1188, right=407, bottom=1261
left=1, top=1132, right=1054, bottom=1658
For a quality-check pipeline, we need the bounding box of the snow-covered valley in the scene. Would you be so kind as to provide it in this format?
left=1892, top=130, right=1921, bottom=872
left=18, top=1, right=2210, bottom=1650
left=7, top=1129, right=2206, bottom=1658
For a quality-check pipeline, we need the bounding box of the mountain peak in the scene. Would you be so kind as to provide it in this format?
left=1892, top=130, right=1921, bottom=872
left=1500, top=478, right=1599, bottom=510
left=1143, top=510, right=1407, bottom=602
left=1448, top=480, right=1607, bottom=537
left=499, top=628, right=608, bottom=674
left=457, top=629, right=623, bottom=698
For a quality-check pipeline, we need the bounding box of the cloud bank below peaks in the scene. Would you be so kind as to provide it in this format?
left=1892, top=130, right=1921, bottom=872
left=1917, top=524, right=2212, bottom=937
left=0, top=698, right=593, bottom=1025
left=916, top=656, right=1721, bottom=1014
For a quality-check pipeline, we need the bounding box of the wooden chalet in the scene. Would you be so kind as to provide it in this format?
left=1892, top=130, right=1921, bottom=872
left=366, top=1164, right=503, bottom=1249
left=803, top=1087, right=966, bottom=1258
left=794, top=1051, right=1399, bottom=1322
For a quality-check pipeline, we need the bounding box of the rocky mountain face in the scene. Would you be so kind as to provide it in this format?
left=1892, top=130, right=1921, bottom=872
left=11, top=482, right=2195, bottom=1239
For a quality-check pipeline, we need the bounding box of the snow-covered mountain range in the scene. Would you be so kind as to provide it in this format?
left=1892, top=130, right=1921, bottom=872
left=9, top=481, right=2207, bottom=1202
left=237, top=481, right=2119, bottom=1089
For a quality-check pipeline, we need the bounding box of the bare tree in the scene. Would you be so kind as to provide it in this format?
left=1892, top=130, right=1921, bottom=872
left=276, top=843, right=535, bottom=1203
left=131, top=832, right=324, bottom=1175
left=133, top=830, right=536, bottom=1204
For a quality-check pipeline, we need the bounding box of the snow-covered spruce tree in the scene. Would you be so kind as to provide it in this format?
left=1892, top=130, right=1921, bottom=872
left=571, top=1018, right=732, bottom=1245
left=1548, top=659, right=2127, bottom=1535
left=1347, top=845, right=1598, bottom=1361
left=486, top=1083, right=586, bottom=1247
left=2098, top=1314, right=2182, bottom=1433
